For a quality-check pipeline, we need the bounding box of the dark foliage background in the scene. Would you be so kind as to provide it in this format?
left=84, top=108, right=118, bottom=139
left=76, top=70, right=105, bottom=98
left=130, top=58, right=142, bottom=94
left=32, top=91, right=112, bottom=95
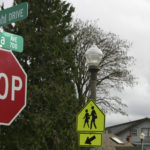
left=0, top=0, right=81, bottom=150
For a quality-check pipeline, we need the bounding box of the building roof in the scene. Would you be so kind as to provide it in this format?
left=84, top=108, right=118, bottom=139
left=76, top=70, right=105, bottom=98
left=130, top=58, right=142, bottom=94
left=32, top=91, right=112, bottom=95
left=107, top=117, right=150, bottom=129
left=97, top=133, right=134, bottom=150
left=106, top=117, right=150, bottom=135
left=96, top=133, right=149, bottom=150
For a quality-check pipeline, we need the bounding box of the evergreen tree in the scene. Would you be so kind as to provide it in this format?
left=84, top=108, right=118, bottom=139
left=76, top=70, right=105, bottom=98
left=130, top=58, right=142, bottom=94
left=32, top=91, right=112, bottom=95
left=0, top=0, right=79, bottom=150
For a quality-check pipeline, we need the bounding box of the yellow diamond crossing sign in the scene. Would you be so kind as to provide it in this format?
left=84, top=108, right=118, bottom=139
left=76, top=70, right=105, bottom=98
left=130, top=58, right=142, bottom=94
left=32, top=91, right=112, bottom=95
left=77, top=99, right=105, bottom=132
left=79, top=133, right=102, bottom=147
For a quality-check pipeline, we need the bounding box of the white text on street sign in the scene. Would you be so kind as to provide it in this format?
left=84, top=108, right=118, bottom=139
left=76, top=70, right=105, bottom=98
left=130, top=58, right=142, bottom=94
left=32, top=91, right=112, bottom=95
left=0, top=31, right=23, bottom=52
left=0, top=2, right=28, bottom=26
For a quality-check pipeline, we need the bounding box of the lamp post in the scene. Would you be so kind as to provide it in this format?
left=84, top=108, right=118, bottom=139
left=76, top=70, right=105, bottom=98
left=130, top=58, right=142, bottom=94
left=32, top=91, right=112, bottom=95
left=140, top=132, right=145, bottom=150
left=85, top=44, right=103, bottom=101
left=85, top=44, right=103, bottom=150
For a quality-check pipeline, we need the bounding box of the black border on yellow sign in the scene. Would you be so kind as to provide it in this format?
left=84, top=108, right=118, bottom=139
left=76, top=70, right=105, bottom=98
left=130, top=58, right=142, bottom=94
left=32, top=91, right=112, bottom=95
left=76, top=99, right=105, bottom=132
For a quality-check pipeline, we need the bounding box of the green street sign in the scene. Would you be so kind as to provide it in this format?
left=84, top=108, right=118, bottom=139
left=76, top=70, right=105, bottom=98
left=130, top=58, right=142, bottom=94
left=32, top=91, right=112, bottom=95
left=0, top=2, right=28, bottom=26
left=79, top=133, right=102, bottom=147
left=0, top=31, right=23, bottom=52
left=77, top=99, right=105, bottom=132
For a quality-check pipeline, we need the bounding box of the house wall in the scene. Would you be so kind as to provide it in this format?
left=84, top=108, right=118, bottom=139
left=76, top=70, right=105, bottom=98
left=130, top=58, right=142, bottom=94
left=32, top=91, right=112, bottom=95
left=118, top=120, right=150, bottom=143
left=106, top=122, right=133, bottom=134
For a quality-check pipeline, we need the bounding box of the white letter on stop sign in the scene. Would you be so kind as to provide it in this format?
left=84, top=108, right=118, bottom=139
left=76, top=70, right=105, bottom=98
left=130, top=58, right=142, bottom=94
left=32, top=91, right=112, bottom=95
left=0, top=73, right=22, bottom=101
left=12, top=76, right=22, bottom=101
left=0, top=73, right=8, bottom=100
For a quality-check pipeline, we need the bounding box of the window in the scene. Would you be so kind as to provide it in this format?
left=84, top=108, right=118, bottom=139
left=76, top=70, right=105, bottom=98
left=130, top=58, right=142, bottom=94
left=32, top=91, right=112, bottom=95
left=141, top=128, right=150, bottom=137
left=130, top=128, right=137, bottom=136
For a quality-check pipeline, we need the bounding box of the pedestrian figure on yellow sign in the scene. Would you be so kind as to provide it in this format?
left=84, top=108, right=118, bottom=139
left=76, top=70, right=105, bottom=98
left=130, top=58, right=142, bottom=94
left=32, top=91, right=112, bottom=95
left=83, top=109, right=90, bottom=128
left=90, top=106, right=97, bottom=129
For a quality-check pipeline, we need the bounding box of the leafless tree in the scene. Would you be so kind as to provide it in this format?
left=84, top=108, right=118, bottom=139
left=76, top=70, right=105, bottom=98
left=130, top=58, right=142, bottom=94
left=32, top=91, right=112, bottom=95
left=73, top=19, right=136, bottom=115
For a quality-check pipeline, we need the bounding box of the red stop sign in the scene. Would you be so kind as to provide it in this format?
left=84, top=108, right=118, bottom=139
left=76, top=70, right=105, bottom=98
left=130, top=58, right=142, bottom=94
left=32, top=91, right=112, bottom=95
left=0, top=49, right=27, bottom=125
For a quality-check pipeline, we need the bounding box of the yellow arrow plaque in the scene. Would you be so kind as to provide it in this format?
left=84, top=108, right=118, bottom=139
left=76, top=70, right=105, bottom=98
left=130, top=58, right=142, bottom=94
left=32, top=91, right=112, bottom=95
left=79, top=133, right=102, bottom=147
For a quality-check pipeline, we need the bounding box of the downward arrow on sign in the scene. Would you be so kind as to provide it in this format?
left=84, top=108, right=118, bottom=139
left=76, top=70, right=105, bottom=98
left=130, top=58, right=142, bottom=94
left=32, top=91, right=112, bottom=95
left=85, top=136, right=96, bottom=144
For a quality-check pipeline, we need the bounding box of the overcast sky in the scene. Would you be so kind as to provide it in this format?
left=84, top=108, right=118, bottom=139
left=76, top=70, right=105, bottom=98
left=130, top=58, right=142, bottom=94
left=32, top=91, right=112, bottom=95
left=1, top=0, right=150, bottom=127
left=0, top=0, right=13, bottom=8
left=66, top=0, right=150, bottom=127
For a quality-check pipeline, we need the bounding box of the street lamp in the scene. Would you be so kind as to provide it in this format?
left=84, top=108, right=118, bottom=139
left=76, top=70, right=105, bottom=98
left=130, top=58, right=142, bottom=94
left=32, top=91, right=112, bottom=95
left=85, top=44, right=103, bottom=101
left=85, top=45, right=103, bottom=150
left=140, top=132, right=145, bottom=150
